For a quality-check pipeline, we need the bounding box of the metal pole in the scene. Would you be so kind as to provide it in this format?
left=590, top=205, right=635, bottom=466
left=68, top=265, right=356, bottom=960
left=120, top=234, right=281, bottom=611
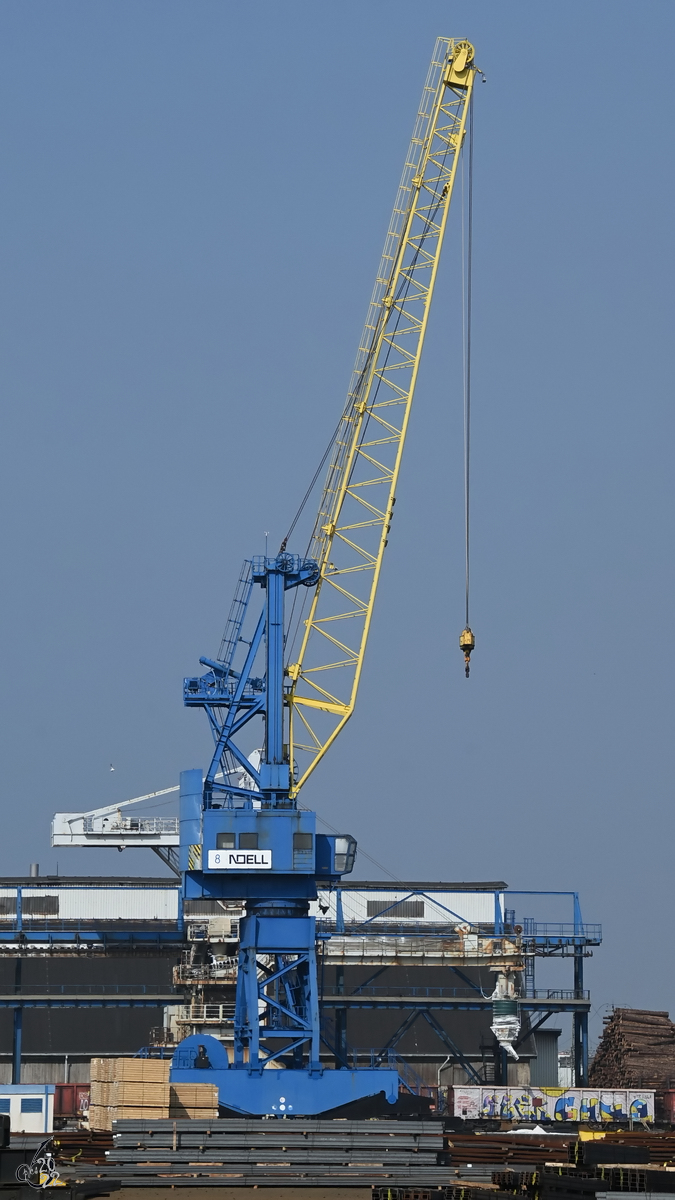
left=579, top=1011, right=588, bottom=1086
left=335, top=965, right=347, bottom=1069
left=573, top=951, right=587, bottom=1085
left=574, top=1010, right=588, bottom=1086
left=12, top=1008, right=22, bottom=1085
left=495, top=1044, right=509, bottom=1086
left=335, top=890, right=345, bottom=934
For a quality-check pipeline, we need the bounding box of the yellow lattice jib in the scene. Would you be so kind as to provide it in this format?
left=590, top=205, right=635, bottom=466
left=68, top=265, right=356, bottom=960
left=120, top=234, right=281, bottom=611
left=287, top=38, right=478, bottom=797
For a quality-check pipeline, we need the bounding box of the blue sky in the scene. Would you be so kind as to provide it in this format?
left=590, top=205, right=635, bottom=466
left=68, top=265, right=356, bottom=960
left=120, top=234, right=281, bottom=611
left=0, top=2, right=673, bottom=1043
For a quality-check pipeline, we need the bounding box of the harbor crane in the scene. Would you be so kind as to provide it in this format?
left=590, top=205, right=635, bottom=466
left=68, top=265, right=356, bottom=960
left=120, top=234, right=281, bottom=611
left=170, top=37, right=480, bottom=1115
left=55, top=37, right=482, bottom=1114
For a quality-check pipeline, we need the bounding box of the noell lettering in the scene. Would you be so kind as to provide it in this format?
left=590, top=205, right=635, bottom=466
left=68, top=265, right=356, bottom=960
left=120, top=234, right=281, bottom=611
left=207, top=849, right=272, bottom=870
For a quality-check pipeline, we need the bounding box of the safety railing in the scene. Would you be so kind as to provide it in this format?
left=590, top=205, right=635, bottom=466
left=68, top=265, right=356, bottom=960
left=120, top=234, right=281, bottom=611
left=522, top=921, right=602, bottom=941
left=325, top=984, right=482, bottom=999
left=532, top=989, right=590, bottom=1001
left=177, top=1003, right=235, bottom=1023
left=0, top=919, right=181, bottom=930
left=318, top=921, right=470, bottom=938
left=82, top=817, right=179, bottom=834
left=323, top=985, right=590, bottom=1001
left=388, top=1052, right=434, bottom=1095
left=319, top=919, right=601, bottom=942
left=0, top=983, right=176, bottom=996
left=174, top=958, right=238, bottom=984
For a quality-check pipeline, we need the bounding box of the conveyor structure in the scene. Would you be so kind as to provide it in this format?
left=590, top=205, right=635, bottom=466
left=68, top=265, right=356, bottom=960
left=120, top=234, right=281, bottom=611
left=52, top=787, right=180, bottom=875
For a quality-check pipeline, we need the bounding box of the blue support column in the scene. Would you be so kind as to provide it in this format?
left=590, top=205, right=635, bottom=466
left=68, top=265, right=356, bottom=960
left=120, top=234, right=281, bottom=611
left=573, top=950, right=588, bottom=1084
left=574, top=1010, right=588, bottom=1086
left=233, top=946, right=249, bottom=1068
left=240, top=916, right=262, bottom=1070
left=307, top=932, right=321, bottom=1070
left=259, top=567, right=290, bottom=800
left=233, top=909, right=320, bottom=1073
left=573, top=892, right=583, bottom=935
left=12, top=1007, right=22, bottom=1084
left=334, top=965, right=347, bottom=1069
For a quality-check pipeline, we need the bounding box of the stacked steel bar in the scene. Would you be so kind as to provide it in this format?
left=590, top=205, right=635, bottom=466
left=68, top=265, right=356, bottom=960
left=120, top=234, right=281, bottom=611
left=447, top=1134, right=574, bottom=1167
left=495, top=1139, right=675, bottom=1200
left=589, top=1009, right=675, bottom=1088
left=65, top=1118, right=450, bottom=1188
left=53, top=1127, right=675, bottom=1193
left=13, top=1132, right=111, bottom=1161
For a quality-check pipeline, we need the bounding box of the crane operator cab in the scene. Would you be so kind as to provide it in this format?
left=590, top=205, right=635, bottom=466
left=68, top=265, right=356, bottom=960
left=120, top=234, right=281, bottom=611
left=180, top=770, right=356, bottom=901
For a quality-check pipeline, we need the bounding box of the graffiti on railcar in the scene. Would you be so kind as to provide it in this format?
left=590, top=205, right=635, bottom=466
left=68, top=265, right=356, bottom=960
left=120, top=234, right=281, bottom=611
left=452, top=1086, right=654, bottom=1122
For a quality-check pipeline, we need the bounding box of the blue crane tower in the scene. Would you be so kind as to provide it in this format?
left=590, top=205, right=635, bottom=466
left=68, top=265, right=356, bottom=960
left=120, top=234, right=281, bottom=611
left=169, top=38, right=479, bottom=1116
left=172, top=555, right=397, bottom=1115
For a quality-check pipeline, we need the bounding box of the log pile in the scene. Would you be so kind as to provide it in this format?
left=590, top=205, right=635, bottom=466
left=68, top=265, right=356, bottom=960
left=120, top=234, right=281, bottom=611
left=589, top=1008, right=675, bottom=1088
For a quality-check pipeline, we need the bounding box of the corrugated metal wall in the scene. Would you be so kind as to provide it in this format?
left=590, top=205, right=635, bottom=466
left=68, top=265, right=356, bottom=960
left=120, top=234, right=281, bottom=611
left=529, top=1028, right=561, bottom=1086
left=0, top=885, right=179, bottom=922
left=0, top=956, right=175, bottom=1079
left=314, top=889, right=501, bottom=926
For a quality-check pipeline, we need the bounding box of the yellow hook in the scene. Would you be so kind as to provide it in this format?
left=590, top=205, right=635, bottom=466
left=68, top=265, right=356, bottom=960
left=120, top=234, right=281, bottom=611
left=459, top=627, right=475, bottom=678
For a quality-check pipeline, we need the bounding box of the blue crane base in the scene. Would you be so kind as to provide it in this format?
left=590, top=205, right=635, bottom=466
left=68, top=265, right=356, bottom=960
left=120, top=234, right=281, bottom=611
left=170, top=1035, right=400, bottom=1116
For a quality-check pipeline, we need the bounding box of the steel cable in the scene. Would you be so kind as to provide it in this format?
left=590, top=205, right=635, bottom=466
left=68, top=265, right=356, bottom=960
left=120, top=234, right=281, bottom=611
left=464, top=95, right=474, bottom=629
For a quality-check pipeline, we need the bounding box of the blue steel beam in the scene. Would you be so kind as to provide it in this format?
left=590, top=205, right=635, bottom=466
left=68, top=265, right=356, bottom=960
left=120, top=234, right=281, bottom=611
left=0, top=986, right=176, bottom=996
left=322, top=985, right=588, bottom=1000
left=0, top=999, right=175, bottom=1007
left=420, top=1010, right=484, bottom=1085
left=322, top=998, right=590, bottom=1012
left=0, top=930, right=183, bottom=945
left=12, top=1009, right=21, bottom=1083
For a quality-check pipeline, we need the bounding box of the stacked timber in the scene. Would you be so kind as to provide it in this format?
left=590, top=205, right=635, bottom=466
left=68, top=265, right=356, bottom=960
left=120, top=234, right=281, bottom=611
left=167, top=1083, right=220, bottom=1120
left=89, top=1059, right=219, bottom=1131
left=89, top=1058, right=170, bottom=1130
left=589, top=1008, right=675, bottom=1088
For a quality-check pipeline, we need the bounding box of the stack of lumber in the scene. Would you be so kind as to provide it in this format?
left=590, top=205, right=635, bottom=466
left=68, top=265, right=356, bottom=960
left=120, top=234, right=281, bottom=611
left=89, top=1059, right=218, bottom=1131
left=90, top=1058, right=170, bottom=1130
left=168, top=1082, right=220, bottom=1120
left=589, top=1008, right=675, bottom=1088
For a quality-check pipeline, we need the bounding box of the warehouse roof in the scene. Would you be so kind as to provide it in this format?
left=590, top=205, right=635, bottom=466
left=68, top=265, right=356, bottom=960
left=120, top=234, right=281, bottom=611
left=0, top=876, right=178, bottom=887
left=338, top=880, right=508, bottom=891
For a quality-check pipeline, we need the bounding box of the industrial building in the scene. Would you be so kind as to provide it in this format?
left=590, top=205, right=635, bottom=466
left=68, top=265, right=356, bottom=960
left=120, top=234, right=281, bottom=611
left=0, top=871, right=600, bottom=1099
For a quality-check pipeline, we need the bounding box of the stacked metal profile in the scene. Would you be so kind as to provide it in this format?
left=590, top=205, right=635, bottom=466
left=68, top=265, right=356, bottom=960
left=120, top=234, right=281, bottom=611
left=92, top=1119, right=449, bottom=1187
left=492, top=1137, right=675, bottom=1200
